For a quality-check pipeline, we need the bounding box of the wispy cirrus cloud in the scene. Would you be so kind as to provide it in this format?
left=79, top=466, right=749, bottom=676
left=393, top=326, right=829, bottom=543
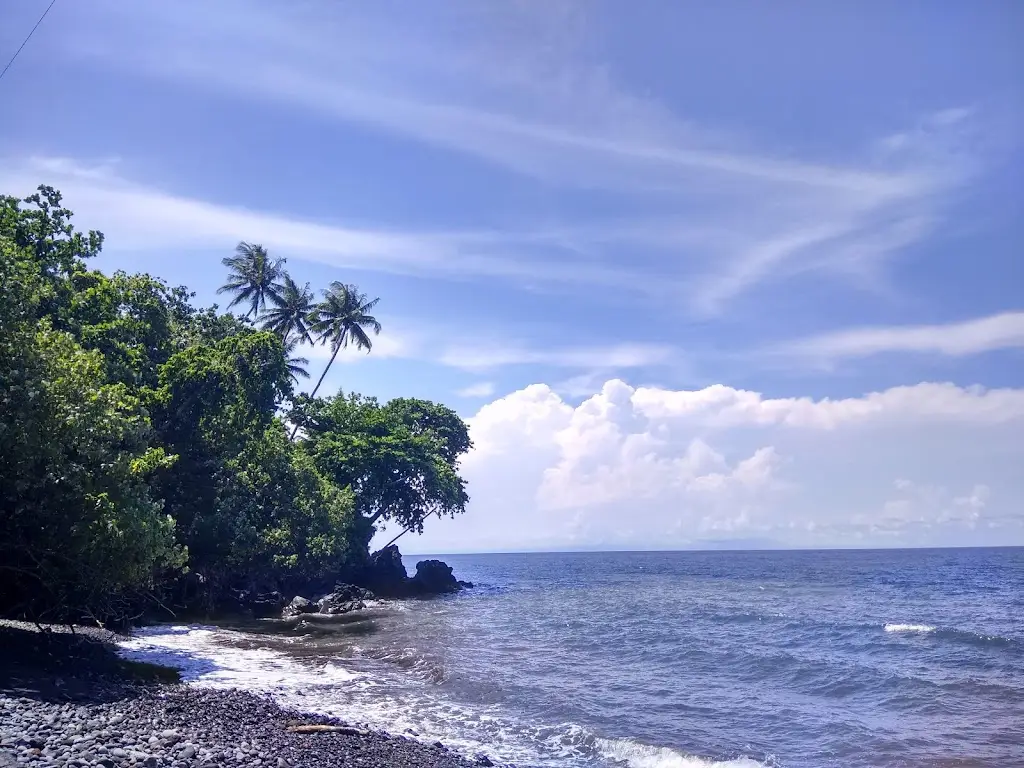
left=438, top=342, right=673, bottom=372
left=43, top=0, right=987, bottom=314
left=293, top=324, right=672, bottom=379
left=456, top=382, right=497, bottom=399
left=0, top=156, right=665, bottom=294
left=775, top=311, right=1024, bottom=362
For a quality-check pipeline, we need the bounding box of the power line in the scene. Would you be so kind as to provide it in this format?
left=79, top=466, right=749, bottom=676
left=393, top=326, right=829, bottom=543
left=0, top=0, right=58, bottom=83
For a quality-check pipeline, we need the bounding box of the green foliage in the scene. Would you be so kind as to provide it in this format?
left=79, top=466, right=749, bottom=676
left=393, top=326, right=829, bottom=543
left=150, top=331, right=294, bottom=578
left=0, top=185, right=103, bottom=277
left=0, top=185, right=470, bottom=624
left=55, top=270, right=194, bottom=389
left=295, top=394, right=471, bottom=533
left=214, top=428, right=369, bottom=584
left=0, top=321, right=184, bottom=621
left=0, top=206, right=183, bottom=622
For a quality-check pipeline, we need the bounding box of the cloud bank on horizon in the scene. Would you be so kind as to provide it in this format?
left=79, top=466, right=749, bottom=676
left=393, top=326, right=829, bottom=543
left=2, top=0, right=1022, bottom=549
left=397, top=378, right=1024, bottom=552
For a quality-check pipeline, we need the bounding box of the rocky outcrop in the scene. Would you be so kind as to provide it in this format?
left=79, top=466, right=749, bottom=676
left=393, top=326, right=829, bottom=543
left=409, top=560, right=460, bottom=595
left=359, top=545, right=409, bottom=596
left=356, top=545, right=470, bottom=597
left=281, top=585, right=374, bottom=619
left=279, top=547, right=470, bottom=617
left=315, top=584, right=373, bottom=615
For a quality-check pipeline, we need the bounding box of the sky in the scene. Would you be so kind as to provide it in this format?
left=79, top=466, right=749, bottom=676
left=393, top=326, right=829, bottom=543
left=2, top=0, right=1022, bottom=552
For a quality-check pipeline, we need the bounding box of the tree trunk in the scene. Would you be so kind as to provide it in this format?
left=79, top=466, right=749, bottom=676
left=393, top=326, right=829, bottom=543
left=289, top=343, right=340, bottom=439
left=309, top=343, right=340, bottom=399
left=380, top=513, right=427, bottom=549
left=383, top=526, right=413, bottom=549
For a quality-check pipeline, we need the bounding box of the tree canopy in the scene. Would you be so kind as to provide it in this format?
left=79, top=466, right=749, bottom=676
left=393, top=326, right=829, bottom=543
left=293, top=394, right=471, bottom=533
left=0, top=186, right=472, bottom=624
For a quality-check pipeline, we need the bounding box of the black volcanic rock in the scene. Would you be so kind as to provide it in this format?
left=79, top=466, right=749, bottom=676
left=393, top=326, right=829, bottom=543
left=410, top=560, right=460, bottom=594
left=357, top=546, right=467, bottom=597
left=316, top=584, right=373, bottom=615
left=360, top=545, right=409, bottom=596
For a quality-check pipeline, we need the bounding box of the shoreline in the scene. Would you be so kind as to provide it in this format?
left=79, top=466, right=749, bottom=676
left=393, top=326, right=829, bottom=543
left=0, top=623, right=496, bottom=768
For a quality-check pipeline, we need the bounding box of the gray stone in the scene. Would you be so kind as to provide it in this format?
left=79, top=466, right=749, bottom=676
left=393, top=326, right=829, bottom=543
left=280, top=597, right=316, bottom=618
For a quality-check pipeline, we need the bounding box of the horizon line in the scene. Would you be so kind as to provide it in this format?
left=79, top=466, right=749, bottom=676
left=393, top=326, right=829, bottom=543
left=400, top=543, right=1024, bottom=557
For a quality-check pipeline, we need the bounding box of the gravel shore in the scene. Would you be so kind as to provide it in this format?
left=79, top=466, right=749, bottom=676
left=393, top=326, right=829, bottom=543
left=0, top=625, right=495, bottom=768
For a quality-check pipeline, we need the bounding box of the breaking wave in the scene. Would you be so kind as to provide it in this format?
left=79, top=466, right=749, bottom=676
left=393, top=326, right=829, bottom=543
left=119, top=624, right=765, bottom=768
left=884, top=623, right=937, bottom=634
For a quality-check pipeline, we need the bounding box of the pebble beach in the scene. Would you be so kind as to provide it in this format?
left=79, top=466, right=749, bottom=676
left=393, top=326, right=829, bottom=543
left=0, top=624, right=493, bottom=768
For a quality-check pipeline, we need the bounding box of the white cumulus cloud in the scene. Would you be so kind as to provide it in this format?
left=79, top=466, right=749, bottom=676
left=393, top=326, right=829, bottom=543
left=396, top=379, right=1024, bottom=553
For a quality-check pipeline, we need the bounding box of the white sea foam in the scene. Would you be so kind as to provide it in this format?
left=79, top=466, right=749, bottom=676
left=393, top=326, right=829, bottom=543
left=597, top=738, right=765, bottom=768
left=118, top=625, right=361, bottom=691
left=117, top=625, right=766, bottom=768
left=884, top=623, right=937, bottom=634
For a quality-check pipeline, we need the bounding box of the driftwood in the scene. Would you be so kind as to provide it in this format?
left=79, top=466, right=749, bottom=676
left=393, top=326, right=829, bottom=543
left=285, top=724, right=371, bottom=736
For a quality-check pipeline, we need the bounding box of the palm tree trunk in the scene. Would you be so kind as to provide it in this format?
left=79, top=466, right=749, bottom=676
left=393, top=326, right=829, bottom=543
left=289, top=343, right=340, bottom=439
left=310, top=343, right=340, bottom=399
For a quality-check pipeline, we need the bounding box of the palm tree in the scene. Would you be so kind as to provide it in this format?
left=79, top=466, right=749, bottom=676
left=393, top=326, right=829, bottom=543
left=261, top=274, right=315, bottom=345
left=308, top=281, right=381, bottom=395
left=217, top=242, right=287, bottom=319
left=283, top=336, right=311, bottom=384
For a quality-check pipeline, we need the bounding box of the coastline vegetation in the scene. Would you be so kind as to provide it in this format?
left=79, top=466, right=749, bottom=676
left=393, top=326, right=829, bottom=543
left=0, top=185, right=471, bottom=626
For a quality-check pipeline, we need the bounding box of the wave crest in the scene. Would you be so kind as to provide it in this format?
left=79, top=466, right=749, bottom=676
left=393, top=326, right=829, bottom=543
left=884, top=623, right=936, bottom=633
left=597, top=737, right=766, bottom=768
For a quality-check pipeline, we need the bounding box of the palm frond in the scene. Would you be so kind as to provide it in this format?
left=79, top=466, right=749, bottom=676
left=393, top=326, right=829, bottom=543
left=347, top=324, right=374, bottom=353
left=218, top=241, right=289, bottom=319
left=303, top=281, right=383, bottom=402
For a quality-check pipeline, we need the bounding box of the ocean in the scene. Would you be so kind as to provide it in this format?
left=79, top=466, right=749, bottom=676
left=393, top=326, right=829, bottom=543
left=120, top=548, right=1024, bottom=768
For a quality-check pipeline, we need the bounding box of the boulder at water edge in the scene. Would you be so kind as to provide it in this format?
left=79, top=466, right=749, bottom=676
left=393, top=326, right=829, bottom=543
left=410, top=560, right=461, bottom=594
left=282, top=596, right=317, bottom=618
left=316, top=584, right=374, bottom=615
left=359, top=544, right=410, bottom=595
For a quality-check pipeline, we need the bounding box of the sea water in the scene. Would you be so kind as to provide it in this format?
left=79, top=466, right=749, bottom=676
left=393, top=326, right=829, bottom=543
left=120, top=548, right=1024, bottom=767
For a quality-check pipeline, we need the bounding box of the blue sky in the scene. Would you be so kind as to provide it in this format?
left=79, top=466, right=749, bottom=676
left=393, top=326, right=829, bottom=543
left=2, top=0, right=1022, bottom=551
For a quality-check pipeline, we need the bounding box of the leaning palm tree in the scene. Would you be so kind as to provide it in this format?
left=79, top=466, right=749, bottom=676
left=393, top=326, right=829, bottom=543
left=217, top=242, right=287, bottom=319
left=308, top=281, right=381, bottom=398
left=261, top=274, right=315, bottom=345
left=289, top=282, right=381, bottom=439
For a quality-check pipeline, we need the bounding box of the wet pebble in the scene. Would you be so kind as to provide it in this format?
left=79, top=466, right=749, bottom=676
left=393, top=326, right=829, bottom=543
left=1, top=688, right=493, bottom=768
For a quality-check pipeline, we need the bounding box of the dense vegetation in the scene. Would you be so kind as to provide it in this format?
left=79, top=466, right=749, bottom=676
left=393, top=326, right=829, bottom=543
left=0, top=186, right=471, bottom=624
